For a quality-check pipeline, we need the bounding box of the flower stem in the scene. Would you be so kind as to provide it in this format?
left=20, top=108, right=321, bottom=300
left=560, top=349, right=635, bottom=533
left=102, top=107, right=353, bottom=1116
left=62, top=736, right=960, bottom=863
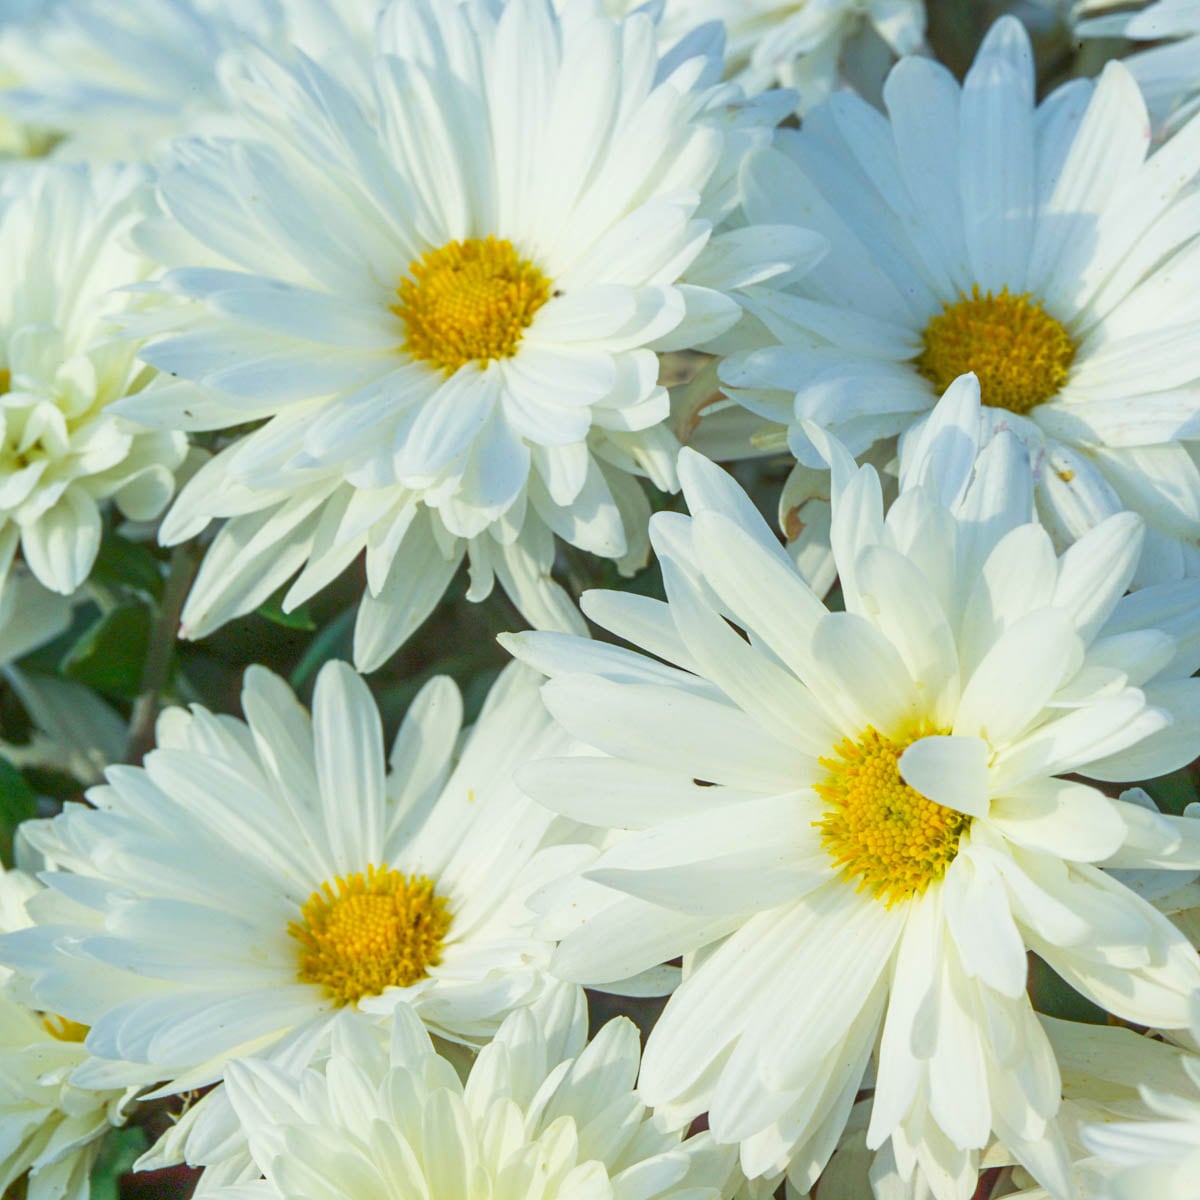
left=123, top=543, right=200, bottom=765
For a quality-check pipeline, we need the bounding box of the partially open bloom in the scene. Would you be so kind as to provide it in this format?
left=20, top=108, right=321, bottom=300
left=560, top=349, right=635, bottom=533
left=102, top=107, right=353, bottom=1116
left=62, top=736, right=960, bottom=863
left=506, top=377, right=1200, bottom=1199
left=719, top=17, right=1200, bottom=587
left=0, top=866, right=133, bottom=1200
left=1076, top=1, right=1200, bottom=133
left=117, top=0, right=816, bottom=670
left=0, top=162, right=186, bottom=594
left=204, top=988, right=736, bottom=1200
left=0, top=660, right=584, bottom=1174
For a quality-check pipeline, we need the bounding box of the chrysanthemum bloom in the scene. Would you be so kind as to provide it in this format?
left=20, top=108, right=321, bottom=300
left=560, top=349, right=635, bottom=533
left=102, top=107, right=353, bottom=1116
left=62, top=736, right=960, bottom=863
left=0, top=660, right=586, bottom=1175
left=201, top=987, right=737, bottom=1200
left=115, top=0, right=817, bottom=670
left=859, top=1018, right=1200, bottom=1200
left=505, top=376, right=1200, bottom=1200
left=0, top=0, right=381, bottom=161
left=1076, top=1, right=1200, bottom=133
left=0, top=866, right=134, bottom=1200
left=719, top=16, right=1200, bottom=588
left=625, top=0, right=926, bottom=112
left=1074, top=1014, right=1200, bottom=1200
left=0, top=162, right=187, bottom=594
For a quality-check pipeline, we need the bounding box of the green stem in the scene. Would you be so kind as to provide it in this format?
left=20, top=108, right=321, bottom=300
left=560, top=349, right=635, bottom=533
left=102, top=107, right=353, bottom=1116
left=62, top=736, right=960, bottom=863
left=123, top=543, right=200, bottom=765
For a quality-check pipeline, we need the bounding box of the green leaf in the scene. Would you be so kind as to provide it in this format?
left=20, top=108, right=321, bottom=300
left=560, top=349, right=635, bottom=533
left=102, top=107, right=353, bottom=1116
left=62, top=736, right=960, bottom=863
left=21, top=766, right=82, bottom=804
left=258, top=588, right=317, bottom=632
left=61, top=604, right=153, bottom=700
left=288, top=607, right=355, bottom=694
left=0, top=755, right=37, bottom=867
left=1028, top=953, right=1109, bottom=1026
left=17, top=601, right=102, bottom=675
left=1141, top=767, right=1200, bottom=817
left=89, top=1125, right=148, bottom=1200
left=91, top=532, right=165, bottom=601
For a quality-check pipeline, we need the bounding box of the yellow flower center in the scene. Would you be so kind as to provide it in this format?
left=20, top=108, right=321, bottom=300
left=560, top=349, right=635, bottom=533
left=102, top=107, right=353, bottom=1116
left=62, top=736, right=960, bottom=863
left=42, top=1014, right=89, bottom=1042
left=290, top=865, right=452, bottom=1007
left=814, top=727, right=970, bottom=907
left=395, top=236, right=552, bottom=374
left=918, top=286, right=1077, bottom=416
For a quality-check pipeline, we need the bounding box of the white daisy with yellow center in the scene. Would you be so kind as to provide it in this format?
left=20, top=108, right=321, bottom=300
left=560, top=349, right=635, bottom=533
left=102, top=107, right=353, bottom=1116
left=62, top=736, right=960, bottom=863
left=205, top=990, right=738, bottom=1200
left=505, top=375, right=1200, bottom=1200
left=115, top=0, right=817, bottom=671
left=0, top=162, right=186, bottom=595
left=718, top=16, right=1200, bottom=591
left=0, top=659, right=587, bottom=1179
left=0, top=866, right=135, bottom=1200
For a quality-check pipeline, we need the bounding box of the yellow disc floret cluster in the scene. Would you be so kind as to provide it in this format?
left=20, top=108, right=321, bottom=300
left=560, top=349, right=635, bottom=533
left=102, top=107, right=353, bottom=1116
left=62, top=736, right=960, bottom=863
left=918, top=285, right=1076, bottom=416
left=815, top=727, right=971, bottom=907
left=395, top=236, right=551, bottom=374
left=290, top=865, right=452, bottom=1007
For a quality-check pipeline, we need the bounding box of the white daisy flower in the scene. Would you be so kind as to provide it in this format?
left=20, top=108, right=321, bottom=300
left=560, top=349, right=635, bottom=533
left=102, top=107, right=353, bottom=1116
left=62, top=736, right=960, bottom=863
left=0, top=161, right=187, bottom=595
left=114, top=0, right=817, bottom=670
left=0, top=659, right=586, bottom=1176
left=0, top=0, right=382, bottom=162
left=0, top=865, right=134, bottom=1200
left=503, top=376, right=1200, bottom=1200
left=626, top=0, right=927, bottom=111
left=1076, top=2, right=1200, bottom=133
left=719, top=16, right=1200, bottom=588
left=203, top=987, right=738, bottom=1200
left=867, top=1019, right=1200, bottom=1200
left=1074, top=1016, right=1200, bottom=1200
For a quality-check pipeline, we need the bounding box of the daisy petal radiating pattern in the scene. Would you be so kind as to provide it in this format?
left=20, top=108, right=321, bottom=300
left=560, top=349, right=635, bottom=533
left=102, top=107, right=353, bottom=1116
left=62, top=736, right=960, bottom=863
left=0, top=162, right=187, bottom=595
left=205, top=989, right=739, bottom=1200
left=118, top=0, right=815, bottom=671
left=505, top=375, right=1200, bottom=1200
left=0, top=866, right=136, bottom=1200
left=0, top=660, right=587, bottom=1180
left=719, top=15, right=1200, bottom=589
